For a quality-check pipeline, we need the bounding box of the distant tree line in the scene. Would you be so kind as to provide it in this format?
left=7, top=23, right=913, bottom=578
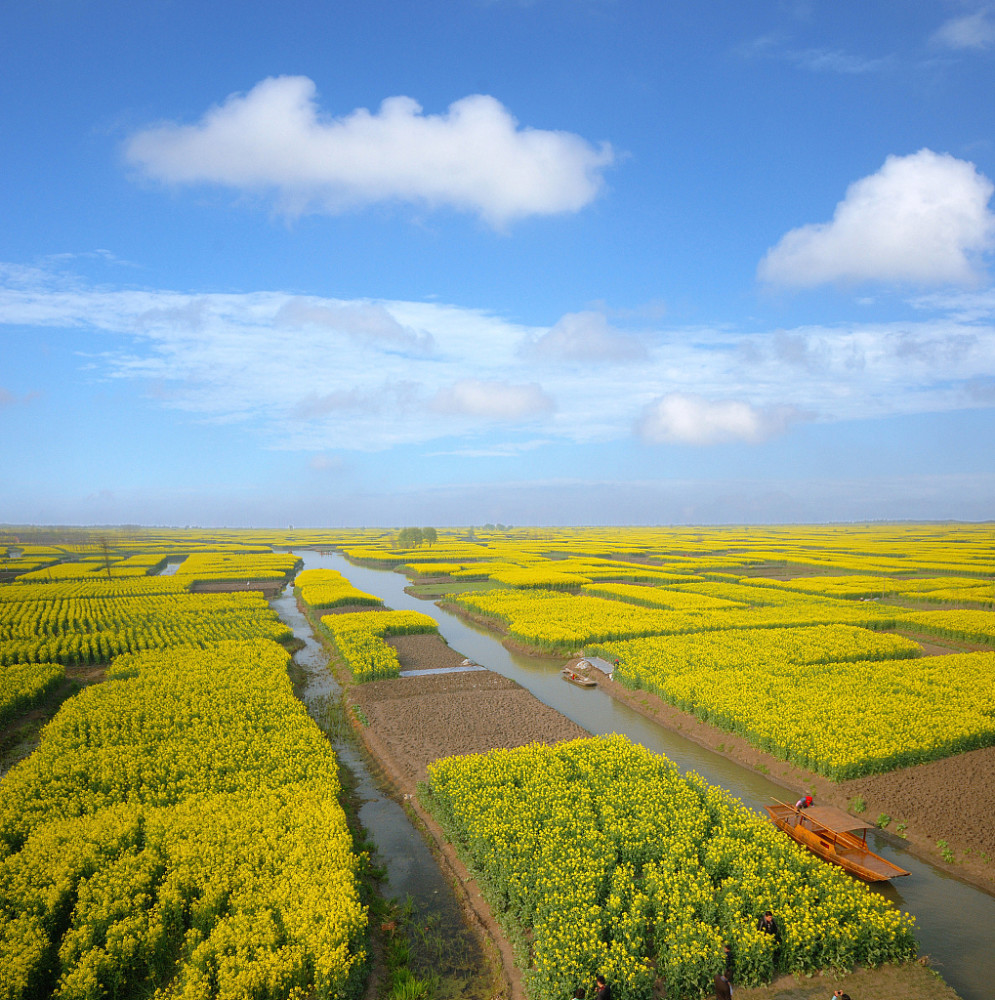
left=394, top=527, right=438, bottom=548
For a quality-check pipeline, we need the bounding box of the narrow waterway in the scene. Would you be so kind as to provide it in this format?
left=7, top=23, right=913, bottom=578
left=294, top=549, right=994, bottom=1000
left=269, top=582, right=485, bottom=999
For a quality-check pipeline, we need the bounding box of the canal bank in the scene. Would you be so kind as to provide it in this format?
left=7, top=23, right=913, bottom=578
left=269, top=581, right=498, bottom=1000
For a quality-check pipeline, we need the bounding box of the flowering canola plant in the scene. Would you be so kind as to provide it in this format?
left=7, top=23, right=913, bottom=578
left=0, top=661, right=64, bottom=728
left=295, top=568, right=384, bottom=609
left=425, top=736, right=916, bottom=1000
left=0, top=639, right=367, bottom=1000
left=0, top=591, right=293, bottom=666
left=594, top=631, right=995, bottom=779
left=319, top=609, right=440, bottom=682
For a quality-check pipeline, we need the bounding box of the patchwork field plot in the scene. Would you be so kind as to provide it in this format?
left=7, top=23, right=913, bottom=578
left=0, top=639, right=367, bottom=1000
left=425, top=735, right=916, bottom=1000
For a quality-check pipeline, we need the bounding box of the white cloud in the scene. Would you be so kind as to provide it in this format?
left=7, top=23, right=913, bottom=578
left=638, top=393, right=803, bottom=445
left=2, top=263, right=995, bottom=454
left=276, top=299, right=434, bottom=355
left=522, top=310, right=647, bottom=363
left=759, top=150, right=995, bottom=287
left=125, top=76, right=614, bottom=228
left=933, top=9, right=995, bottom=50
left=308, top=454, right=344, bottom=472
left=790, top=48, right=891, bottom=74
left=739, top=35, right=891, bottom=74
left=430, top=379, right=555, bottom=420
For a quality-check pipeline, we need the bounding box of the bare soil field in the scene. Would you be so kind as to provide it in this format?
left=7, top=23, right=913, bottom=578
left=351, top=638, right=587, bottom=790
left=189, top=579, right=287, bottom=597
left=332, top=634, right=965, bottom=1000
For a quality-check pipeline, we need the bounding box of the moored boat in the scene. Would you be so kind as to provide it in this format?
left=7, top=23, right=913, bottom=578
left=561, top=665, right=597, bottom=687
left=765, top=801, right=910, bottom=882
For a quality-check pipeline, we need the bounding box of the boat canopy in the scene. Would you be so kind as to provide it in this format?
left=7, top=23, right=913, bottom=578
left=801, top=805, right=874, bottom=833
left=582, top=656, right=615, bottom=674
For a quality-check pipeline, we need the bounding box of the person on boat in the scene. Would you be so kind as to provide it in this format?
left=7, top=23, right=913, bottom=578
left=757, top=910, right=781, bottom=942
left=795, top=794, right=814, bottom=810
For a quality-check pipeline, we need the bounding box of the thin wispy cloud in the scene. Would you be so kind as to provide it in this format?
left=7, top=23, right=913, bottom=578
left=2, top=264, right=995, bottom=453
left=739, top=35, right=891, bottom=74
left=125, top=76, right=615, bottom=228
left=788, top=47, right=892, bottom=74
left=933, top=7, right=995, bottom=50
left=520, top=310, right=648, bottom=363
left=0, top=385, right=40, bottom=409
left=759, top=149, right=995, bottom=287
left=430, top=378, right=555, bottom=421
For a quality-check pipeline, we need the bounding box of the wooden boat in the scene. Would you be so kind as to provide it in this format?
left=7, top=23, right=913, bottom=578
left=561, top=666, right=597, bottom=687
left=765, top=801, right=909, bottom=882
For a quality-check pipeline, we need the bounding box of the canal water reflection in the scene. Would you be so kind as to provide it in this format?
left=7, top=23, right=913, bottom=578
left=270, top=580, right=484, bottom=998
left=296, top=549, right=994, bottom=1000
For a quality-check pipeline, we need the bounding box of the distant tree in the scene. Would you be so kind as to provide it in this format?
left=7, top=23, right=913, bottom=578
left=97, top=534, right=113, bottom=580
left=397, top=527, right=424, bottom=548
left=422, top=527, right=438, bottom=547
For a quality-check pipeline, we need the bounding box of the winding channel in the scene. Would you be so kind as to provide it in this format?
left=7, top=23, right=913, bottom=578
left=270, top=578, right=485, bottom=997
left=288, top=549, right=993, bottom=1000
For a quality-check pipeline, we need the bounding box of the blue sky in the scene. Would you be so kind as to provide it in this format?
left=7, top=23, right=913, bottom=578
left=2, top=0, right=994, bottom=527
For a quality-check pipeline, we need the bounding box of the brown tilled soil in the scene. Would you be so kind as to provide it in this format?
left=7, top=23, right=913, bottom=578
left=350, top=652, right=587, bottom=791
left=332, top=632, right=966, bottom=1000
left=386, top=633, right=467, bottom=671
left=188, top=580, right=287, bottom=597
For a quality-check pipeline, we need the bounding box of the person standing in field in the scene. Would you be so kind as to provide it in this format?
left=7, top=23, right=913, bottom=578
left=714, top=968, right=733, bottom=999
left=757, top=909, right=781, bottom=960
left=594, top=974, right=611, bottom=1000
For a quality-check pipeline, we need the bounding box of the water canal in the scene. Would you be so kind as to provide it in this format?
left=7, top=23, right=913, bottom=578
left=270, top=580, right=486, bottom=999
left=290, top=549, right=993, bottom=1000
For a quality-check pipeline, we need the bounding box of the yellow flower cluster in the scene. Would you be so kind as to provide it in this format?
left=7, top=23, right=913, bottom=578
left=0, top=639, right=367, bottom=1000
left=319, top=609, right=439, bottom=682
left=597, top=632, right=995, bottom=778
left=582, top=583, right=745, bottom=611
left=13, top=560, right=109, bottom=582
left=425, top=736, right=916, bottom=999
left=173, top=551, right=301, bottom=583
left=295, top=568, right=383, bottom=609
left=490, top=567, right=592, bottom=589
left=446, top=588, right=904, bottom=654
left=900, top=609, right=995, bottom=645
left=1, top=578, right=190, bottom=600
left=0, top=661, right=64, bottom=728
left=0, top=591, right=292, bottom=666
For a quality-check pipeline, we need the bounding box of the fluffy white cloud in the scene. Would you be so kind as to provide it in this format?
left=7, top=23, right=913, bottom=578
left=125, top=76, right=614, bottom=228
left=933, top=9, right=995, bottom=50
left=638, top=393, right=801, bottom=446
left=522, top=310, right=647, bottom=363
left=430, top=379, right=555, bottom=420
left=759, top=150, right=995, bottom=287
